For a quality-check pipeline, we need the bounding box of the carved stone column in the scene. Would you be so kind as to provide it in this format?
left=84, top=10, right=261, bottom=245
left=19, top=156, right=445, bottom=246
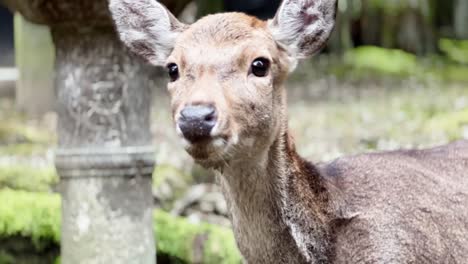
left=53, top=29, right=156, bottom=264
left=1, top=1, right=157, bottom=263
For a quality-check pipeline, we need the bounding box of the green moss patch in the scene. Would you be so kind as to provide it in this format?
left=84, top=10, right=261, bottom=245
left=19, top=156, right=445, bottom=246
left=0, top=189, right=241, bottom=264
left=344, top=46, right=417, bottom=76
left=329, top=46, right=468, bottom=82
left=155, top=210, right=241, bottom=264
left=439, top=38, right=468, bottom=65
left=0, top=190, right=61, bottom=250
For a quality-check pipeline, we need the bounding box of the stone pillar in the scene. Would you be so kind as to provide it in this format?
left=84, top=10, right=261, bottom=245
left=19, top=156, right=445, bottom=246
left=0, top=1, right=157, bottom=263
left=52, top=30, right=156, bottom=264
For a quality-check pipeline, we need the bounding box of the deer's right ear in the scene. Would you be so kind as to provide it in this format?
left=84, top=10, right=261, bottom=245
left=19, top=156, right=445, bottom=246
left=109, top=0, right=187, bottom=66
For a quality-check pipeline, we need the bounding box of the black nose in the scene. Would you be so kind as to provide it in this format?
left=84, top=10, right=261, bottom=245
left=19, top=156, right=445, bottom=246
left=178, top=105, right=217, bottom=143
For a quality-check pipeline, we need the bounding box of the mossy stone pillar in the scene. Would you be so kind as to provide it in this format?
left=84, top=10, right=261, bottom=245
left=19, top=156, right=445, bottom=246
left=1, top=1, right=156, bottom=263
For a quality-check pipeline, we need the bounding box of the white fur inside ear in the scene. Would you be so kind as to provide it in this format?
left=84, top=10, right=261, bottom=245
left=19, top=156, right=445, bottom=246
left=269, top=0, right=337, bottom=59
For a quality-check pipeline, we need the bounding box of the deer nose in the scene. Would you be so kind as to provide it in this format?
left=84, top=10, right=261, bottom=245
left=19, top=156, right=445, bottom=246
left=178, top=105, right=217, bottom=143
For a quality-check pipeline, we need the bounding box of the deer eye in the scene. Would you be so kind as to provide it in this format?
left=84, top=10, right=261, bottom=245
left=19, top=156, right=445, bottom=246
left=250, top=58, right=270, bottom=77
left=167, top=63, right=179, bottom=82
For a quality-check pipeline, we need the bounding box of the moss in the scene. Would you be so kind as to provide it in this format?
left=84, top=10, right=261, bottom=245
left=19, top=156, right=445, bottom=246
left=439, top=38, right=468, bottom=65
left=0, top=165, right=58, bottom=192
left=0, top=190, right=61, bottom=250
left=344, top=46, right=417, bottom=76
left=0, top=189, right=241, bottom=263
left=202, top=226, right=242, bottom=264
left=155, top=210, right=241, bottom=264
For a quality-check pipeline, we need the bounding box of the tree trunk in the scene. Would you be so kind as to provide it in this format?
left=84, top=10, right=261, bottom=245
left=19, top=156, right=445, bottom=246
left=328, top=0, right=353, bottom=54
left=360, top=0, right=383, bottom=46
left=454, top=0, right=468, bottom=39
left=397, top=8, right=436, bottom=55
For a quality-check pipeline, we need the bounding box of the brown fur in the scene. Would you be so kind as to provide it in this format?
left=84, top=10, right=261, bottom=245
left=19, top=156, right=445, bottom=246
left=168, top=12, right=468, bottom=264
left=110, top=1, right=468, bottom=263
left=167, top=14, right=468, bottom=263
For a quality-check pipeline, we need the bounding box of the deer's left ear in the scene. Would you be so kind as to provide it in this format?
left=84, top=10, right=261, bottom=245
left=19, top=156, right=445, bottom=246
left=268, top=0, right=337, bottom=59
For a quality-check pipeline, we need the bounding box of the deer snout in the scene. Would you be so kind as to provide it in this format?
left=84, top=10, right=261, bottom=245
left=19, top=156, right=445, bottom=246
left=177, top=105, right=217, bottom=143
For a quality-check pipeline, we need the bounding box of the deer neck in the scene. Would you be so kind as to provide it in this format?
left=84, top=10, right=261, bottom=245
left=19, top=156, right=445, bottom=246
left=217, top=125, right=333, bottom=263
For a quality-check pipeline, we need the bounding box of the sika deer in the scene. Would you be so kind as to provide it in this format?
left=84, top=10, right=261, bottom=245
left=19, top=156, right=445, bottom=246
left=109, top=0, right=468, bottom=263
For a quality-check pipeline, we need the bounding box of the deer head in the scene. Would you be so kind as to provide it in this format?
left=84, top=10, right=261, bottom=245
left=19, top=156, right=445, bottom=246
left=110, top=0, right=337, bottom=168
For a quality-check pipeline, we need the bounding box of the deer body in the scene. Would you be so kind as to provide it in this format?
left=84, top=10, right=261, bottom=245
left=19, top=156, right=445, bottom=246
left=220, top=129, right=468, bottom=263
left=326, top=140, right=468, bottom=263
left=110, top=0, right=468, bottom=263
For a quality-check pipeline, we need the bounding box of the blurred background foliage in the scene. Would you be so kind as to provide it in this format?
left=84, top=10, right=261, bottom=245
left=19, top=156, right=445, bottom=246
left=0, top=0, right=467, bottom=263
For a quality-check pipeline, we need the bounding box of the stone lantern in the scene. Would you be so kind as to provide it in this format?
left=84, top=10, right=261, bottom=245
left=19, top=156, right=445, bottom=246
left=0, top=0, right=189, bottom=263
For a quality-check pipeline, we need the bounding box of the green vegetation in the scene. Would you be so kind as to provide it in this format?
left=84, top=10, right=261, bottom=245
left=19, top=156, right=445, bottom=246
left=0, top=189, right=241, bottom=264
left=316, top=46, right=468, bottom=82
left=425, top=108, right=468, bottom=140
left=439, top=38, right=468, bottom=64
left=367, top=0, right=420, bottom=13
left=0, top=165, right=57, bottom=192
left=155, top=209, right=241, bottom=264
left=344, top=46, right=417, bottom=76
left=0, top=190, right=61, bottom=249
